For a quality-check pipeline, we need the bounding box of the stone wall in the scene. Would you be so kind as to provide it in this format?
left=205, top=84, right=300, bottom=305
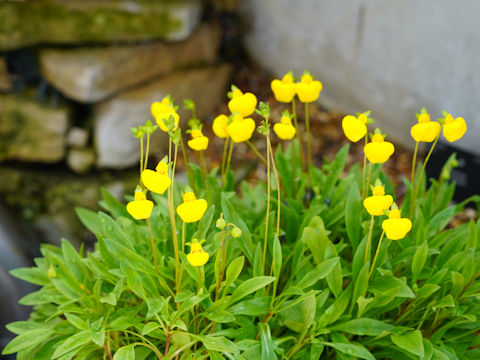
left=0, top=0, right=233, bottom=245
left=241, top=0, right=480, bottom=155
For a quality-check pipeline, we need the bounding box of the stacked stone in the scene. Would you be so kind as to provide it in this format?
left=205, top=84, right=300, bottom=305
left=0, top=0, right=232, bottom=245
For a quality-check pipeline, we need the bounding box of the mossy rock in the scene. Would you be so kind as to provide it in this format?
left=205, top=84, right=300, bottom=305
left=0, top=0, right=201, bottom=51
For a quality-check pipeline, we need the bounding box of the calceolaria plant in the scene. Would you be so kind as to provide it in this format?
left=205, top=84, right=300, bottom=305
left=4, top=73, right=480, bottom=360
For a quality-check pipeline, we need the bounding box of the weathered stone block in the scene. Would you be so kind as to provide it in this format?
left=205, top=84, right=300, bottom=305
left=0, top=94, right=69, bottom=162
left=242, top=0, right=480, bottom=154
left=0, top=0, right=201, bottom=51
left=94, top=65, right=232, bottom=168
left=39, top=24, right=221, bottom=102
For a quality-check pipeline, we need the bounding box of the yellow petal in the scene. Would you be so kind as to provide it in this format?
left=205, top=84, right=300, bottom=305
left=176, top=199, right=208, bottom=223
left=410, top=122, right=441, bottom=142
left=382, top=218, right=412, bottom=240
left=213, top=115, right=229, bottom=138
left=443, top=117, right=467, bottom=142
left=342, top=115, right=367, bottom=142
left=228, top=92, right=258, bottom=116
left=126, top=199, right=153, bottom=220
left=274, top=123, right=296, bottom=140
left=188, top=136, right=209, bottom=151
left=363, top=195, right=393, bottom=216
left=271, top=79, right=296, bottom=103
left=151, top=102, right=170, bottom=118
left=295, top=81, right=322, bottom=103
left=187, top=251, right=209, bottom=267
left=155, top=109, right=179, bottom=132
left=364, top=142, right=395, bottom=164
left=227, top=117, right=256, bottom=143
left=141, top=169, right=171, bottom=194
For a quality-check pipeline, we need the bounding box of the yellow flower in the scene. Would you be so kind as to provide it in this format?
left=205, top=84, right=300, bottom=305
left=364, top=133, right=394, bottom=164
left=342, top=114, right=368, bottom=142
left=227, top=114, right=256, bottom=143
left=151, top=97, right=171, bottom=118
left=188, top=129, right=209, bottom=151
left=126, top=191, right=154, bottom=220
left=176, top=192, right=208, bottom=223
left=141, top=161, right=171, bottom=195
left=186, top=242, right=209, bottom=267
left=410, top=112, right=441, bottom=142
left=443, top=113, right=467, bottom=142
left=295, top=73, right=322, bottom=103
left=228, top=89, right=257, bottom=117
left=155, top=107, right=179, bottom=132
left=273, top=116, right=296, bottom=140
left=271, top=73, right=296, bottom=103
left=382, top=209, right=412, bottom=240
left=213, top=114, right=229, bottom=138
left=363, top=185, right=393, bottom=216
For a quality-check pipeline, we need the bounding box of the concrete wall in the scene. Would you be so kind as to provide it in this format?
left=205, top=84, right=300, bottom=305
left=242, top=0, right=480, bottom=154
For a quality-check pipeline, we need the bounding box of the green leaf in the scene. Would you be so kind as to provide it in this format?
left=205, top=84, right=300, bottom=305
left=345, top=182, right=362, bottom=249
left=296, top=257, right=339, bottom=289
left=391, top=330, right=424, bottom=357
left=230, top=276, right=275, bottom=304
left=428, top=206, right=455, bottom=238
left=351, top=263, right=369, bottom=311
left=2, top=329, right=54, bottom=355
left=319, top=342, right=375, bottom=360
left=272, top=235, right=282, bottom=280
left=52, top=330, right=91, bottom=359
left=205, top=310, right=236, bottom=323
left=191, top=335, right=238, bottom=354
left=258, top=323, right=278, bottom=360
left=412, top=242, right=429, bottom=280
left=75, top=207, right=103, bottom=236
left=113, top=344, right=135, bottom=360
left=329, top=318, right=393, bottom=336
left=224, top=256, right=245, bottom=291
left=65, top=313, right=88, bottom=330
left=9, top=267, right=49, bottom=286
left=322, top=144, right=349, bottom=197
left=229, top=296, right=271, bottom=317
left=89, top=318, right=105, bottom=347
left=142, top=322, right=161, bottom=336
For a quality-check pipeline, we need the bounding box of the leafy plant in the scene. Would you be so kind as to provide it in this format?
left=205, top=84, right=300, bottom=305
left=3, top=73, right=479, bottom=360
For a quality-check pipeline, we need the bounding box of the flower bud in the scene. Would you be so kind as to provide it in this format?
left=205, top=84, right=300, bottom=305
left=232, top=227, right=242, bottom=238
left=216, top=218, right=227, bottom=230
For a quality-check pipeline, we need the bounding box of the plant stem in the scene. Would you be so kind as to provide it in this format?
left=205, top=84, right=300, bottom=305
left=262, top=134, right=271, bottom=276
left=267, top=140, right=281, bottom=237
left=291, top=99, right=305, bottom=171
left=413, top=132, right=441, bottom=212
left=369, top=231, right=385, bottom=278
left=103, top=343, right=113, bottom=360
left=365, top=215, right=375, bottom=264
left=197, top=267, right=203, bottom=294
left=365, top=162, right=372, bottom=196
left=362, top=133, right=368, bottom=198
left=147, top=218, right=160, bottom=275
left=246, top=140, right=268, bottom=165
left=140, top=137, right=144, bottom=186
left=305, top=102, right=312, bottom=168
left=167, top=139, right=179, bottom=287
left=291, top=139, right=297, bottom=195
left=180, top=134, right=196, bottom=193
left=221, top=137, right=230, bottom=179
left=409, top=141, right=419, bottom=217
left=176, top=221, right=186, bottom=295
left=199, top=150, right=207, bottom=186
left=144, top=133, right=150, bottom=171
left=222, top=140, right=234, bottom=189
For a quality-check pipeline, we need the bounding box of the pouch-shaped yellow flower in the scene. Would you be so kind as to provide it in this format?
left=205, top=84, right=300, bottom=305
left=364, top=134, right=395, bottom=164
left=342, top=114, right=368, bottom=142
left=228, top=89, right=257, bottom=117
left=213, top=114, right=229, bottom=138
left=176, top=192, right=208, bottom=223
left=151, top=97, right=171, bottom=118
left=141, top=161, right=171, bottom=195
left=443, top=114, right=467, bottom=142
left=363, top=186, right=393, bottom=216
left=273, top=116, right=296, bottom=140
left=155, top=107, right=179, bottom=132
left=187, top=242, right=209, bottom=267
left=126, top=191, right=154, bottom=220
left=188, top=129, right=209, bottom=151
left=227, top=114, right=256, bottom=143
left=382, top=209, right=412, bottom=240
left=271, top=73, right=296, bottom=103
left=295, top=74, right=322, bottom=103
left=410, top=113, right=441, bottom=142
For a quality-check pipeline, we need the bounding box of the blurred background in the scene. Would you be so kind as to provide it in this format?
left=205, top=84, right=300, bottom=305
left=1, top=0, right=478, bottom=354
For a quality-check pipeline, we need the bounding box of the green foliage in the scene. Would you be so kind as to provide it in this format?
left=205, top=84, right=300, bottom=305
left=4, top=142, right=480, bottom=360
